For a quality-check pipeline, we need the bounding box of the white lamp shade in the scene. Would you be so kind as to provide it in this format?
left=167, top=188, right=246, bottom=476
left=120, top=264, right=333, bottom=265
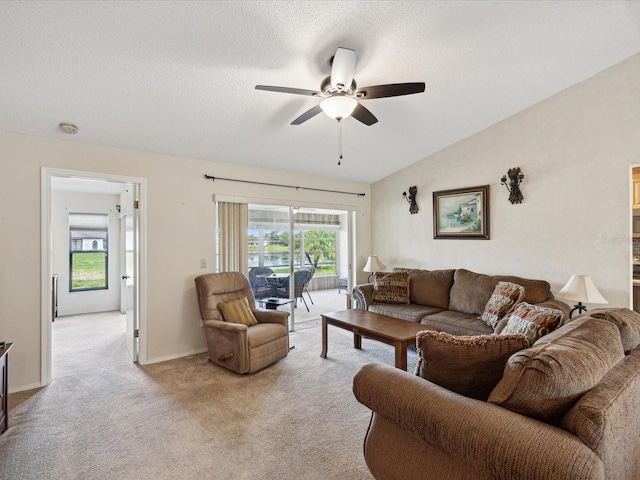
left=320, top=95, right=358, bottom=120
left=363, top=255, right=385, bottom=273
left=556, top=275, right=608, bottom=304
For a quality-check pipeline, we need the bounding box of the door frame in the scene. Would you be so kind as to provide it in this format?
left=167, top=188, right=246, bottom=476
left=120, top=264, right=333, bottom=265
left=40, top=167, right=148, bottom=386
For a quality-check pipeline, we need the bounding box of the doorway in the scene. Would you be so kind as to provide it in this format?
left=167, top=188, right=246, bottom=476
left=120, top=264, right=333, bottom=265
left=41, top=168, right=147, bottom=386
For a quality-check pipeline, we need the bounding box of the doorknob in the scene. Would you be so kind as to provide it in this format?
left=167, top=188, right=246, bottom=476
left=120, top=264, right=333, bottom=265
left=122, top=275, right=131, bottom=280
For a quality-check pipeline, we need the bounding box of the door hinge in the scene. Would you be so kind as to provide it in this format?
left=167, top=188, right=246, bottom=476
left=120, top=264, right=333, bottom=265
left=134, top=200, right=139, bottom=209
left=134, top=329, right=139, bottom=338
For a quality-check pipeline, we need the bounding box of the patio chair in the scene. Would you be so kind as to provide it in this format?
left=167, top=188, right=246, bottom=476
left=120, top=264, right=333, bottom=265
left=275, top=270, right=312, bottom=312
left=298, top=266, right=315, bottom=305
left=248, top=266, right=274, bottom=299
left=194, top=272, right=289, bottom=374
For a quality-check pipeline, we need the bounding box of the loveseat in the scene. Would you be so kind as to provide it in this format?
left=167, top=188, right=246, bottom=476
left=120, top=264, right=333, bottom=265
left=352, top=268, right=570, bottom=335
left=353, top=308, right=640, bottom=480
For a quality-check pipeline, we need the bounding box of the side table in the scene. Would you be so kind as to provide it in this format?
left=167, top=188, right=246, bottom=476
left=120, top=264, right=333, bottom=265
left=1, top=342, right=13, bottom=434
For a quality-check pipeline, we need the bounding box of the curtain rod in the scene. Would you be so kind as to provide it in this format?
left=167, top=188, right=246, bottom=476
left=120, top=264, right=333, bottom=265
left=204, top=174, right=365, bottom=197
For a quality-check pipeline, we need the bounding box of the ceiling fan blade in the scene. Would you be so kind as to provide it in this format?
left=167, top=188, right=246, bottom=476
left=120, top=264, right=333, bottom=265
left=291, top=104, right=323, bottom=125
left=351, top=103, right=378, bottom=126
left=355, top=82, right=425, bottom=99
left=255, top=85, right=320, bottom=96
left=330, top=48, right=356, bottom=92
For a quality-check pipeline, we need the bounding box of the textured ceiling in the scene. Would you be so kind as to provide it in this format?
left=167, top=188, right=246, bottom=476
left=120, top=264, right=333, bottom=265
left=1, top=1, right=639, bottom=184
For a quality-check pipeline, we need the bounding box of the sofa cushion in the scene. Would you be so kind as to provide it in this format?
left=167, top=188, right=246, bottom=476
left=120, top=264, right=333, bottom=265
left=420, top=310, right=494, bottom=336
left=578, top=308, right=640, bottom=353
left=218, top=297, right=259, bottom=326
left=415, top=331, right=529, bottom=401
left=481, top=281, right=525, bottom=329
left=559, top=345, right=640, bottom=453
left=449, top=269, right=551, bottom=315
left=369, top=303, right=444, bottom=323
left=406, top=269, right=455, bottom=309
left=488, top=316, right=625, bottom=425
left=372, top=271, right=410, bottom=305
left=500, top=302, right=564, bottom=343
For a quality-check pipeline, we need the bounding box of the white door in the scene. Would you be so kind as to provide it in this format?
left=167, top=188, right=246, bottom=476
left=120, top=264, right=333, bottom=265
left=123, top=185, right=139, bottom=362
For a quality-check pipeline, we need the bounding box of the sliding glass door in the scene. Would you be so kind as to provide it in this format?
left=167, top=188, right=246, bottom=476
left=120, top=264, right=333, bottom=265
left=247, top=204, right=353, bottom=331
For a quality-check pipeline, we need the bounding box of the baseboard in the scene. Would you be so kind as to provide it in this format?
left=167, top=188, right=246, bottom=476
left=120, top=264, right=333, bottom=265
left=9, top=382, right=44, bottom=394
left=140, top=347, right=208, bottom=365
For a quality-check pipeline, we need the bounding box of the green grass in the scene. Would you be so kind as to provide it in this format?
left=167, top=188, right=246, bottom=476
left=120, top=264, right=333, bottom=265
left=71, top=252, right=107, bottom=289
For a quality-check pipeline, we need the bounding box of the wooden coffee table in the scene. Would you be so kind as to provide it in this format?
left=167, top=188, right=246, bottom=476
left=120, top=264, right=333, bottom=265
left=320, top=309, right=436, bottom=370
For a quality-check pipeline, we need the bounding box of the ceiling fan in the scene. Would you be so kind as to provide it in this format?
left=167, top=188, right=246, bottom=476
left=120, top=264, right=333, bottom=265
left=255, top=48, right=425, bottom=126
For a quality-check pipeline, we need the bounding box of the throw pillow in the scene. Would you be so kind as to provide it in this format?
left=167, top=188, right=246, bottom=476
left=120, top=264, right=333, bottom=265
left=415, top=330, right=529, bottom=401
left=500, top=302, right=563, bottom=343
left=372, top=271, right=410, bottom=305
left=218, top=297, right=258, bottom=326
left=481, top=281, right=525, bottom=329
left=488, top=317, right=625, bottom=425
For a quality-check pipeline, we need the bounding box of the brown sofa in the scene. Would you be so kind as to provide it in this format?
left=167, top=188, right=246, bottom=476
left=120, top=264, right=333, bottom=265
left=353, top=308, right=640, bottom=480
left=352, top=268, right=570, bottom=335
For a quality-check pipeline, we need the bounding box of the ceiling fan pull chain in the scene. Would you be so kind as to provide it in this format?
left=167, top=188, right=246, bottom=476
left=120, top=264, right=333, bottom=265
left=338, top=119, right=343, bottom=166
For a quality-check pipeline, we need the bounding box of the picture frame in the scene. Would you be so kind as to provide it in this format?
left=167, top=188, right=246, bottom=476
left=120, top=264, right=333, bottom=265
left=433, top=185, right=489, bottom=239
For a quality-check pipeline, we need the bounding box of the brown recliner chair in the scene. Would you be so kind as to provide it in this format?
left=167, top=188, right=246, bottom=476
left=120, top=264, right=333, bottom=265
left=195, top=272, right=289, bottom=374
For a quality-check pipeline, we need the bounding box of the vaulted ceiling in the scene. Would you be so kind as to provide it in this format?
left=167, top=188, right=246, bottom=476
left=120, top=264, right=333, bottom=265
left=1, top=1, right=639, bottom=183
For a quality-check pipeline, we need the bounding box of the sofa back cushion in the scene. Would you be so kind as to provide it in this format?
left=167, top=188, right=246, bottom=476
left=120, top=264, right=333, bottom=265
left=577, top=307, right=640, bottom=353
left=488, top=316, right=625, bottom=425
left=559, top=345, right=640, bottom=477
left=449, top=269, right=551, bottom=315
left=405, top=269, right=455, bottom=309
left=415, top=331, right=529, bottom=401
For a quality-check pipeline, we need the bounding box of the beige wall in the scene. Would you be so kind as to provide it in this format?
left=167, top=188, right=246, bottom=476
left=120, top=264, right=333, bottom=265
left=0, top=134, right=371, bottom=390
left=372, top=53, right=640, bottom=311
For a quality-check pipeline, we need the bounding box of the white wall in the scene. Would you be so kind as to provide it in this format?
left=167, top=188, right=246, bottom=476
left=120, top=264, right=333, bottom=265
left=52, top=191, right=121, bottom=316
left=0, top=136, right=371, bottom=390
left=372, top=53, right=640, bottom=311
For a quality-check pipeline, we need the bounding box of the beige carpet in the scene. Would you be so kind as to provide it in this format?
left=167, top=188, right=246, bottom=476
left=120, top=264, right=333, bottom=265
left=2, top=318, right=417, bottom=480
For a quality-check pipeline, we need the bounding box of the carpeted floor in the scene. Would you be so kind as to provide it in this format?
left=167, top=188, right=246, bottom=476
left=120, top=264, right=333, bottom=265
left=2, top=317, right=417, bottom=480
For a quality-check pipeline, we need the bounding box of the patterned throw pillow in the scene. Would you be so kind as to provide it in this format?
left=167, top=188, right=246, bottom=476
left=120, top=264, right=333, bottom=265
left=481, top=281, right=525, bottom=329
left=501, top=302, right=563, bottom=343
left=218, top=297, right=258, bottom=326
left=372, top=271, right=410, bottom=305
left=415, top=330, right=529, bottom=401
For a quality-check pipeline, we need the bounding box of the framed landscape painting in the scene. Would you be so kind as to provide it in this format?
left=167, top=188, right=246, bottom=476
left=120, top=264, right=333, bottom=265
left=433, top=185, right=489, bottom=239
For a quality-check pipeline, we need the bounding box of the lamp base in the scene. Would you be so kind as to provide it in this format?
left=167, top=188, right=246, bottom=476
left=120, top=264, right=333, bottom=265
left=569, top=302, right=587, bottom=319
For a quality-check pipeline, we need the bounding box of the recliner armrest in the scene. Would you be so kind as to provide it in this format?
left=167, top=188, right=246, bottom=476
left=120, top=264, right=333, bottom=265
left=202, top=319, right=247, bottom=332
left=252, top=309, right=288, bottom=327
left=353, top=363, right=603, bottom=480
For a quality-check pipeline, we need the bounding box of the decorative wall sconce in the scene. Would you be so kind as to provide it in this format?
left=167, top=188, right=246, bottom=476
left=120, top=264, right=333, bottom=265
left=500, top=168, right=525, bottom=204
left=402, top=186, right=418, bottom=214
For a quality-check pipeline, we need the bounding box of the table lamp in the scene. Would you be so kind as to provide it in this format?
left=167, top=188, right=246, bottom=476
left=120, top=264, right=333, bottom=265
left=555, top=274, right=608, bottom=319
left=363, top=255, right=385, bottom=283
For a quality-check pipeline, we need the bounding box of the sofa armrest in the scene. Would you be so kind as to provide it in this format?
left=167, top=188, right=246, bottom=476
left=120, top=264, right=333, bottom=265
left=353, top=283, right=374, bottom=310
left=535, top=298, right=571, bottom=322
left=353, top=363, right=603, bottom=480
left=253, top=308, right=289, bottom=327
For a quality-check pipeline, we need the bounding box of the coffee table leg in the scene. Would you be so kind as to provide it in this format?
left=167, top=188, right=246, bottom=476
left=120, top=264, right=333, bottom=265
left=353, top=329, right=362, bottom=350
left=395, top=341, right=408, bottom=370
left=320, top=317, right=328, bottom=358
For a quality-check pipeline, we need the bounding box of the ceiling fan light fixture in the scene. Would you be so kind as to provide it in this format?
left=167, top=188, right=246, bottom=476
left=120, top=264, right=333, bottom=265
left=320, top=95, right=357, bottom=120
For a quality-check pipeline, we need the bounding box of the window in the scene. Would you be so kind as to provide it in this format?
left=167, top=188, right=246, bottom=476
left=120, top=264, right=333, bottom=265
left=247, top=205, right=340, bottom=275
left=69, top=213, right=108, bottom=291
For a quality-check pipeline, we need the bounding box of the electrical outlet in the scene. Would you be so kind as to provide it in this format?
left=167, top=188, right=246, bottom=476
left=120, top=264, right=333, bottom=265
left=200, top=258, right=207, bottom=268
